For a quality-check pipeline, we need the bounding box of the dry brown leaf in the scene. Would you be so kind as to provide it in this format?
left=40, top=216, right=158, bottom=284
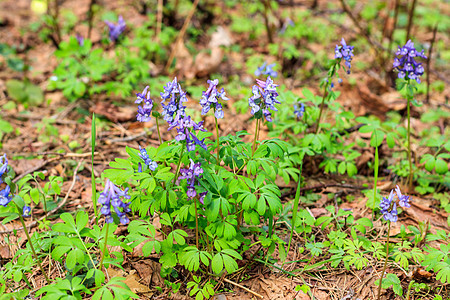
left=123, top=272, right=151, bottom=294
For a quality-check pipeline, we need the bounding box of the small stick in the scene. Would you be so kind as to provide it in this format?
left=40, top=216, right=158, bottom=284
left=222, top=277, right=264, bottom=299
left=87, top=0, right=97, bottom=39
left=426, top=24, right=438, bottom=104
left=164, top=0, right=200, bottom=72
left=156, top=0, right=163, bottom=39
left=405, top=0, right=417, bottom=42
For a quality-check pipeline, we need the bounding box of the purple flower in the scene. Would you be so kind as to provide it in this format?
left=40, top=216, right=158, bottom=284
left=0, top=185, right=12, bottom=207
left=0, top=154, right=8, bottom=184
left=379, top=187, right=411, bottom=222
left=139, top=146, right=158, bottom=171
left=393, top=40, right=426, bottom=83
left=98, top=179, right=131, bottom=225
left=248, top=77, right=280, bottom=122
left=135, top=86, right=154, bottom=122
left=255, top=62, right=278, bottom=78
left=200, top=79, right=228, bottom=119
left=23, top=206, right=31, bottom=218
left=179, top=159, right=204, bottom=200
left=395, top=185, right=411, bottom=208
left=294, top=102, right=305, bottom=118
left=335, top=38, right=354, bottom=74
left=76, top=34, right=84, bottom=46
left=279, top=18, right=294, bottom=34
left=105, top=15, right=126, bottom=42
left=161, top=78, right=188, bottom=126
left=199, top=191, right=207, bottom=204
left=169, top=114, right=207, bottom=152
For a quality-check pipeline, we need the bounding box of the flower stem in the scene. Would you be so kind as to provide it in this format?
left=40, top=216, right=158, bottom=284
left=98, top=222, right=109, bottom=271
left=406, top=91, right=413, bottom=191
left=372, top=132, right=379, bottom=221
left=194, top=198, right=199, bottom=249
left=155, top=117, right=163, bottom=145
left=16, top=205, right=50, bottom=284
left=252, top=119, right=260, bottom=156
left=377, top=221, right=391, bottom=300
left=314, top=83, right=329, bottom=135
left=285, top=157, right=303, bottom=264
left=173, top=145, right=185, bottom=185
left=215, top=117, right=220, bottom=165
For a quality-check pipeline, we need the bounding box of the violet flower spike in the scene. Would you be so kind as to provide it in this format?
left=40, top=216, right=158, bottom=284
left=161, top=78, right=188, bottom=126
left=393, top=40, right=426, bottom=84
left=98, top=179, right=131, bottom=225
left=379, top=187, right=411, bottom=223
left=200, top=79, right=228, bottom=119
left=136, top=86, right=154, bottom=123
left=248, top=76, right=280, bottom=122
left=334, top=38, right=354, bottom=74
left=179, top=160, right=204, bottom=200
left=105, top=15, right=126, bottom=42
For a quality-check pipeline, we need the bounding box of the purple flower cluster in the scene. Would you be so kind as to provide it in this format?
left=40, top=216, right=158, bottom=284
left=179, top=160, right=207, bottom=203
left=393, top=40, right=426, bottom=83
left=161, top=77, right=188, bottom=126
left=168, top=115, right=207, bottom=152
left=105, top=15, right=126, bottom=42
left=139, top=146, right=158, bottom=171
left=334, top=38, right=354, bottom=74
left=135, top=86, right=154, bottom=122
left=294, top=102, right=305, bottom=118
left=200, top=79, right=228, bottom=119
left=248, top=77, right=280, bottom=122
left=0, top=155, right=12, bottom=207
left=255, top=62, right=278, bottom=78
left=98, top=179, right=131, bottom=225
left=379, top=185, right=411, bottom=222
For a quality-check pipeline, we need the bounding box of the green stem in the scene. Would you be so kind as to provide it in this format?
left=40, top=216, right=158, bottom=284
left=16, top=204, right=50, bottom=284
left=406, top=91, right=413, bottom=191
left=172, top=145, right=185, bottom=185
left=75, top=230, right=97, bottom=270
left=285, top=158, right=303, bottom=263
left=377, top=221, right=391, bottom=300
left=91, top=113, right=98, bottom=225
left=155, top=117, right=163, bottom=145
left=314, top=83, right=329, bottom=135
left=405, top=280, right=414, bottom=300
left=194, top=198, right=199, bottom=249
left=251, top=119, right=260, bottom=156
left=98, top=222, right=109, bottom=271
left=215, top=117, right=220, bottom=165
left=372, top=134, right=379, bottom=221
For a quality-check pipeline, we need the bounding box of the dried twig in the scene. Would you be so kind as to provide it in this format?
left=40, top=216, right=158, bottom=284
left=164, top=0, right=200, bottom=72
left=405, top=0, right=417, bottom=42
left=0, top=161, right=83, bottom=234
left=222, top=277, right=264, bottom=299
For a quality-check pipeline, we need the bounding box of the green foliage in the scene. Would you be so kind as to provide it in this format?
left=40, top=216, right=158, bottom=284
left=6, top=79, right=44, bottom=107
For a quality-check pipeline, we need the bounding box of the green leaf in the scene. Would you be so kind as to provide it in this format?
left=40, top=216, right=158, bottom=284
left=435, top=159, right=448, bottom=174
left=211, top=253, right=224, bottom=274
